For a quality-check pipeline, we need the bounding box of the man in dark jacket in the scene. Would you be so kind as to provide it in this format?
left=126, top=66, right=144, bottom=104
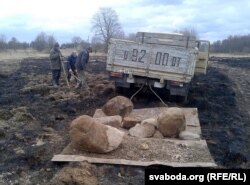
left=49, top=42, right=63, bottom=87
left=75, top=47, right=92, bottom=89
left=66, top=51, right=78, bottom=82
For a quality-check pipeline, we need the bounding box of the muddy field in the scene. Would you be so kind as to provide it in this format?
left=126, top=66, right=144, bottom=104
left=0, top=56, right=249, bottom=184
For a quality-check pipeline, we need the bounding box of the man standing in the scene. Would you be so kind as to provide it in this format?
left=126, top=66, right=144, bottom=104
left=66, top=51, right=78, bottom=83
left=49, top=42, right=62, bottom=87
left=75, top=47, right=92, bottom=89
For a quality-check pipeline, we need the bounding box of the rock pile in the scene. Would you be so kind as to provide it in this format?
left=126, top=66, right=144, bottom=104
left=68, top=96, right=200, bottom=154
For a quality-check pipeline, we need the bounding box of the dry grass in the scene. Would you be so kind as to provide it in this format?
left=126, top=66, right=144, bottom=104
left=0, top=48, right=106, bottom=61
left=0, top=60, right=22, bottom=76
left=0, top=49, right=47, bottom=76
left=0, top=49, right=48, bottom=61
left=0, top=49, right=106, bottom=76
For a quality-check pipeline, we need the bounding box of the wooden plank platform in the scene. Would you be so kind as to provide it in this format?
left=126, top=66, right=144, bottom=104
left=52, top=155, right=217, bottom=167
left=52, top=138, right=216, bottom=167
left=52, top=107, right=216, bottom=167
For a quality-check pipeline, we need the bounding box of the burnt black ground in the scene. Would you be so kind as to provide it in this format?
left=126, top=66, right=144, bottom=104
left=189, top=64, right=250, bottom=168
left=0, top=57, right=249, bottom=184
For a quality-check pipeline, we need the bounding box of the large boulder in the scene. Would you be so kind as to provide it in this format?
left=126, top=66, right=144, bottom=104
left=94, top=115, right=122, bottom=128
left=70, top=115, right=124, bottom=153
left=102, top=96, right=133, bottom=118
left=157, top=107, right=186, bottom=137
left=129, top=123, right=155, bottom=138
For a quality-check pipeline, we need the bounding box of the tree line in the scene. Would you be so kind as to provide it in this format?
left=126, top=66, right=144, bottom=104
left=3, top=7, right=250, bottom=54
left=0, top=35, right=29, bottom=50
left=211, top=35, right=250, bottom=53
left=0, top=32, right=94, bottom=52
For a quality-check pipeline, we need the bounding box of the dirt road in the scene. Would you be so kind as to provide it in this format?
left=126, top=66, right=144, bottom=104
left=0, top=56, right=249, bottom=184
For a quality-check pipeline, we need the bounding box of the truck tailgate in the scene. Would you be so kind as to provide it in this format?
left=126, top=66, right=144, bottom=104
left=107, top=39, right=198, bottom=83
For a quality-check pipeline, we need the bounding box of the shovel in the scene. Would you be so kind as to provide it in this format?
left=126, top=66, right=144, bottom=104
left=60, top=56, right=70, bottom=88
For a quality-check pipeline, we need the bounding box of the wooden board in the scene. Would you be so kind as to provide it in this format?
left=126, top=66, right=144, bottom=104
left=136, top=37, right=196, bottom=48
left=52, top=138, right=216, bottom=167
left=135, top=32, right=196, bottom=48
left=52, top=155, right=217, bottom=167
left=136, top=32, right=196, bottom=41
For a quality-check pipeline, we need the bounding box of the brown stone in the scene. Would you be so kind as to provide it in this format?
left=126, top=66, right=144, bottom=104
left=122, top=116, right=141, bottom=129
left=102, top=96, right=133, bottom=118
left=152, top=130, right=164, bottom=139
left=94, top=115, right=122, bottom=128
left=157, top=107, right=186, bottom=137
left=70, top=115, right=124, bottom=153
left=141, top=118, right=158, bottom=128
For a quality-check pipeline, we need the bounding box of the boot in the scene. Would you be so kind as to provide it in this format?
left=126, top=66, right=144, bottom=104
left=52, top=81, right=58, bottom=88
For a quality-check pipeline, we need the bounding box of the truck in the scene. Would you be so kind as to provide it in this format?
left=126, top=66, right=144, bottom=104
left=106, top=32, right=210, bottom=102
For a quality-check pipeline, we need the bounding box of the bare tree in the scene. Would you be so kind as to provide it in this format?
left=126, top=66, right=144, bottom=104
left=174, top=28, right=199, bottom=40
left=71, top=36, right=82, bottom=48
left=91, top=7, right=124, bottom=52
left=8, top=37, right=19, bottom=50
left=0, top=34, right=8, bottom=50
left=31, top=32, right=47, bottom=51
left=91, top=36, right=105, bottom=52
left=31, top=32, right=57, bottom=51
left=47, top=35, right=57, bottom=49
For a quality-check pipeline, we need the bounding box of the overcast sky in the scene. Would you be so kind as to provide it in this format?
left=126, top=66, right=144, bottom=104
left=0, top=0, right=250, bottom=43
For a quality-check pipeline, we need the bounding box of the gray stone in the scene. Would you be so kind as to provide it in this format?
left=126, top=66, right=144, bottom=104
left=141, top=118, right=158, bottom=128
left=152, top=130, right=164, bottom=139
left=179, top=131, right=200, bottom=140
left=129, top=123, right=155, bottom=138
left=94, top=116, right=122, bottom=128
